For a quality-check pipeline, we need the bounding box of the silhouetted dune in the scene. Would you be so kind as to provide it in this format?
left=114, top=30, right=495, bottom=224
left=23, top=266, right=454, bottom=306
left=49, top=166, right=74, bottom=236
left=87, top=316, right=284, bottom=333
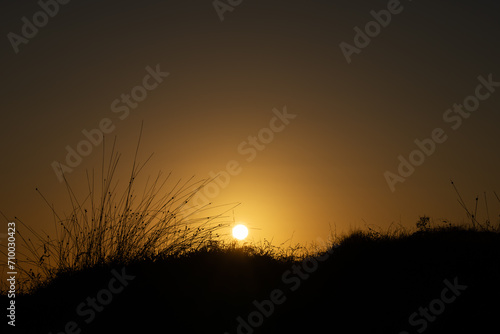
left=6, top=227, right=500, bottom=333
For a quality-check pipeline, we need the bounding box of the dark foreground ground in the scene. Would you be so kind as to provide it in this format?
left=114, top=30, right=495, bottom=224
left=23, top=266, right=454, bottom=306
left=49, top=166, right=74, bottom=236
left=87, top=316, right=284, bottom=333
left=4, top=228, right=500, bottom=333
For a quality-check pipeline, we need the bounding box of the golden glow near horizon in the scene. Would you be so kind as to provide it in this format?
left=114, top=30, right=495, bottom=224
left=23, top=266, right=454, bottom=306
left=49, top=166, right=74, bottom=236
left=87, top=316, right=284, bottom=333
left=2, top=0, right=500, bottom=256
left=232, top=224, right=249, bottom=240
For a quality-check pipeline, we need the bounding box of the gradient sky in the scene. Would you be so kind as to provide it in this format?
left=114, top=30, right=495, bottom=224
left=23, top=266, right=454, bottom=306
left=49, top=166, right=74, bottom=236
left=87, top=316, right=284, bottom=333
left=2, top=0, right=500, bottom=246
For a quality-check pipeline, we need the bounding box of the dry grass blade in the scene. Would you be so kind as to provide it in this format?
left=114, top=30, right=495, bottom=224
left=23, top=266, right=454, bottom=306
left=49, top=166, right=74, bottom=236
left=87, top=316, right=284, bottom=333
left=1, top=136, right=236, bottom=293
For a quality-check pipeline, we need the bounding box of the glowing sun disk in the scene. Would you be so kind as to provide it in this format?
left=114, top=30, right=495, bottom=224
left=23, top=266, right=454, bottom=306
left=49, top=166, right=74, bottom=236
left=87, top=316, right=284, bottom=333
left=232, top=224, right=248, bottom=240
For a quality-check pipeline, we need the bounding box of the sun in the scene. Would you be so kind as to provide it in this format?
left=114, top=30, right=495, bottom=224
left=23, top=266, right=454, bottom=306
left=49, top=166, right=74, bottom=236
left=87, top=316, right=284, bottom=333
left=232, top=224, right=249, bottom=240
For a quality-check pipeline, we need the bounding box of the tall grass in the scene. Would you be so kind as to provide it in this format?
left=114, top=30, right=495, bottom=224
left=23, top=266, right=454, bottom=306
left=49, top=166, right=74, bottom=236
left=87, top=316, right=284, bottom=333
left=450, top=179, right=500, bottom=230
left=1, top=138, right=236, bottom=293
left=2, top=142, right=498, bottom=295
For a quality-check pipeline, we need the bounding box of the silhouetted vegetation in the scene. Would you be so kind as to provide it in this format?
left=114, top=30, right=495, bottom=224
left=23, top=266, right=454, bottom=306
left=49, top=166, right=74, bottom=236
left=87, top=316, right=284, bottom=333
left=2, top=221, right=498, bottom=333
left=1, top=148, right=499, bottom=333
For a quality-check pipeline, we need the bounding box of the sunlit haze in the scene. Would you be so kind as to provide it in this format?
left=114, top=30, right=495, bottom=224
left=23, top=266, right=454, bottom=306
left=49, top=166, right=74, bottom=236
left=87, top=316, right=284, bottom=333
left=2, top=0, right=500, bottom=247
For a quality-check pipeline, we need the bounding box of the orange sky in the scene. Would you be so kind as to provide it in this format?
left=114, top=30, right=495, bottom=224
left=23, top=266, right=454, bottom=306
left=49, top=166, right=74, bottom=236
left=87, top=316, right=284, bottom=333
left=1, top=0, right=500, bottom=246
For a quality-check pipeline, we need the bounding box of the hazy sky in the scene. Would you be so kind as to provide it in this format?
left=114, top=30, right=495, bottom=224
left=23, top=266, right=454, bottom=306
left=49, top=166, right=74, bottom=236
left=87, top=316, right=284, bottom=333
left=2, top=0, right=500, bottom=245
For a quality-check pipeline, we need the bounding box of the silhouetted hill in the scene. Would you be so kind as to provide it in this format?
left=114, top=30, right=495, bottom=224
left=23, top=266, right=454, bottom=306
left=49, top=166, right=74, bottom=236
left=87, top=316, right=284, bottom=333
left=5, top=227, right=500, bottom=333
